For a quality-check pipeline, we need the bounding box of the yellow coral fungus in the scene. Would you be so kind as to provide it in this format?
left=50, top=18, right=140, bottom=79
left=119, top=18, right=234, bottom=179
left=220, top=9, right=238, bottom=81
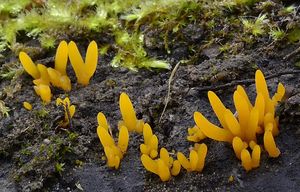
left=255, top=70, right=270, bottom=103
left=56, top=97, right=76, bottom=125
left=171, top=159, right=181, bottom=176
left=251, top=145, right=261, bottom=168
left=245, top=107, right=259, bottom=142
left=233, top=91, right=250, bottom=138
left=193, top=69, right=285, bottom=171
left=255, top=93, right=265, bottom=126
left=47, top=68, right=71, bottom=91
left=264, top=130, right=280, bottom=157
left=97, top=126, right=115, bottom=148
left=118, top=126, right=129, bottom=153
left=232, top=137, right=245, bottom=159
left=233, top=137, right=261, bottom=171
left=236, top=85, right=253, bottom=110
left=97, top=112, right=129, bottom=169
left=97, top=112, right=110, bottom=131
left=272, top=83, right=285, bottom=104
left=240, top=145, right=261, bottom=172
left=34, top=84, right=51, bottom=103
left=119, top=92, right=144, bottom=133
left=55, top=41, right=68, bottom=75
left=194, top=70, right=285, bottom=143
left=177, top=143, right=207, bottom=172
left=19, top=52, right=40, bottom=79
left=194, top=112, right=233, bottom=142
left=104, top=146, right=121, bottom=169
left=187, top=125, right=206, bottom=142
left=224, top=109, right=242, bottom=138
left=19, top=40, right=75, bottom=104
left=208, top=91, right=229, bottom=130
left=141, top=148, right=181, bottom=181
left=23, top=101, right=32, bottom=110
left=255, top=70, right=285, bottom=118
left=36, top=64, right=50, bottom=85
left=68, top=41, right=98, bottom=85
left=140, top=123, right=158, bottom=158
left=241, top=149, right=252, bottom=171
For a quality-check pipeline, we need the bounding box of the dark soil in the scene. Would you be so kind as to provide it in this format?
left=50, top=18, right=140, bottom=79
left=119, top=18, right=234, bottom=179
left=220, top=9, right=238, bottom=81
left=1, top=3, right=300, bottom=192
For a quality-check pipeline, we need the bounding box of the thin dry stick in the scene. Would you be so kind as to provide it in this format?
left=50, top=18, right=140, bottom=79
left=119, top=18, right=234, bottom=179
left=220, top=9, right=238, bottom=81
left=36, top=56, right=55, bottom=65
left=195, top=70, right=300, bottom=92
left=283, top=46, right=300, bottom=60
left=159, top=61, right=182, bottom=124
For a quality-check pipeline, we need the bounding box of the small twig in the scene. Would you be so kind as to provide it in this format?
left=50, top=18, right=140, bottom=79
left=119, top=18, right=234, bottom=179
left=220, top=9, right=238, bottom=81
left=159, top=61, right=182, bottom=124
left=194, top=70, right=300, bottom=93
left=283, top=46, right=300, bottom=60
left=35, top=56, right=55, bottom=65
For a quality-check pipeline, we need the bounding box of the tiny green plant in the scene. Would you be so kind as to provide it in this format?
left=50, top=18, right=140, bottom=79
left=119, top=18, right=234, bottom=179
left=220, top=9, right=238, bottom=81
left=55, top=162, right=65, bottom=175
left=241, top=14, right=267, bottom=36
left=269, top=27, right=285, bottom=41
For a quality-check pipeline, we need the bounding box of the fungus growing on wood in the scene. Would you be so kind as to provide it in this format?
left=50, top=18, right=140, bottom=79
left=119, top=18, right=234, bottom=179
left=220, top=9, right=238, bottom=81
left=19, top=41, right=72, bottom=103
left=193, top=69, right=285, bottom=171
left=140, top=123, right=159, bottom=158
left=68, top=41, right=98, bottom=86
left=19, top=43, right=69, bottom=84
left=177, top=143, right=207, bottom=172
left=55, top=41, right=69, bottom=75
left=97, top=112, right=110, bottom=131
left=34, top=84, right=51, bottom=103
left=233, top=137, right=261, bottom=171
left=141, top=148, right=181, bottom=181
left=119, top=92, right=144, bottom=133
left=19, top=52, right=40, bottom=79
left=97, top=112, right=129, bottom=169
left=187, top=125, right=206, bottom=142
left=36, top=64, right=50, bottom=85
left=47, top=68, right=71, bottom=91
left=264, top=129, right=280, bottom=157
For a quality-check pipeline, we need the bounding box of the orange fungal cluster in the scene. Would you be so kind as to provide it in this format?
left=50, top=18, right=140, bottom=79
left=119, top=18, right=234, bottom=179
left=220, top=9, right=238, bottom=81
left=97, top=112, right=129, bottom=169
left=141, top=148, right=181, bottom=181
left=98, top=71, right=282, bottom=179
left=192, top=70, right=285, bottom=171
left=19, top=41, right=98, bottom=103
left=97, top=92, right=208, bottom=181
left=16, top=32, right=287, bottom=180
left=177, top=143, right=207, bottom=172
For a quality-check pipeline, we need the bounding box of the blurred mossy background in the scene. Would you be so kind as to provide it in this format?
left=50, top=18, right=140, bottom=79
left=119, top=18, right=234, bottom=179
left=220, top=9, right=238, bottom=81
left=0, top=0, right=299, bottom=70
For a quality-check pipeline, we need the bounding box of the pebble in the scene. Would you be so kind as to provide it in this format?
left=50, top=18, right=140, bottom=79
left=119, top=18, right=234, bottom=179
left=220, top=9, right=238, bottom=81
left=43, top=138, right=51, bottom=144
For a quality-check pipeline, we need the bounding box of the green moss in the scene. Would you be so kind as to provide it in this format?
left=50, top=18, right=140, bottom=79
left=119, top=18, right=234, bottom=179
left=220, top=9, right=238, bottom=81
left=0, top=0, right=298, bottom=70
left=0, top=62, right=23, bottom=80
left=112, top=31, right=170, bottom=70
left=241, top=14, right=267, bottom=36
left=34, top=108, right=49, bottom=118
left=0, top=0, right=31, bottom=15
left=295, top=61, right=300, bottom=68
left=15, top=130, right=80, bottom=182
left=269, top=27, right=285, bottom=41
left=39, top=34, right=56, bottom=49
left=55, top=162, right=65, bottom=175
left=287, top=28, right=300, bottom=42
